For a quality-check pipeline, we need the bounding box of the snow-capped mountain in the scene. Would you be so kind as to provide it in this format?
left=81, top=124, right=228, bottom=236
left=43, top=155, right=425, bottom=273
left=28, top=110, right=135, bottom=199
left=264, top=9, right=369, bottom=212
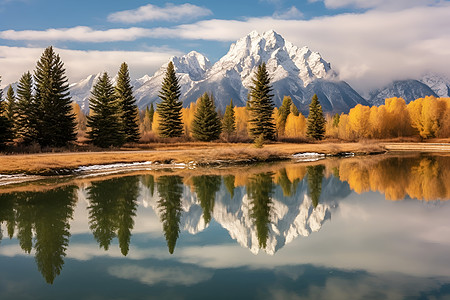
left=141, top=174, right=350, bottom=255
left=420, top=73, right=450, bottom=98
left=134, top=51, right=211, bottom=109
left=68, top=30, right=367, bottom=114
left=135, top=30, right=367, bottom=113
left=367, top=79, right=437, bottom=106
left=70, top=72, right=152, bottom=112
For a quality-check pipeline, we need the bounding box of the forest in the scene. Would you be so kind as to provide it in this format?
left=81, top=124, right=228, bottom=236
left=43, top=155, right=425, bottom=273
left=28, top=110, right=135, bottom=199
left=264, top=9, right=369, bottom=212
left=1, top=46, right=449, bottom=151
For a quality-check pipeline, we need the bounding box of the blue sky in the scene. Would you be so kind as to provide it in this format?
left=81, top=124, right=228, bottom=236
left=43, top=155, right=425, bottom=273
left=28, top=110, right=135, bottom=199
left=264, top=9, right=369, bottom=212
left=1, top=0, right=449, bottom=91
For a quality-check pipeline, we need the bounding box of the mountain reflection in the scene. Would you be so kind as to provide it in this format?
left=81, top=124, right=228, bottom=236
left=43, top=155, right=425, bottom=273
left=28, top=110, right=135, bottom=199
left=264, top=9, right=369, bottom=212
left=0, top=154, right=449, bottom=284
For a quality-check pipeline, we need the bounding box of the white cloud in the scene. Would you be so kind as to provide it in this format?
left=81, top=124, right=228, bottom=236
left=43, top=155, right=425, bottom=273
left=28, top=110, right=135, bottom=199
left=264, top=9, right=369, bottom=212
left=0, top=26, right=152, bottom=42
left=0, top=4, right=449, bottom=91
left=309, top=0, right=441, bottom=10
left=107, top=3, right=212, bottom=23
left=108, top=265, right=213, bottom=286
left=273, top=6, right=304, bottom=19
left=0, top=46, right=183, bottom=86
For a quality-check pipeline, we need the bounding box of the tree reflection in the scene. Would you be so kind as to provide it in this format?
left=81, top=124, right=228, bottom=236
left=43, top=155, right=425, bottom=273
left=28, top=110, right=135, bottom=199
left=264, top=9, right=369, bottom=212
left=192, top=175, right=221, bottom=225
left=87, top=176, right=139, bottom=255
left=247, top=172, right=275, bottom=249
left=223, top=175, right=235, bottom=199
left=33, top=186, right=77, bottom=284
left=157, top=176, right=183, bottom=254
left=307, top=165, right=325, bottom=208
left=338, top=155, right=450, bottom=201
left=141, top=174, right=155, bottom=197
left=0, top=186, right=77, bottom=284
left=276, top=168, right=300, bottom=197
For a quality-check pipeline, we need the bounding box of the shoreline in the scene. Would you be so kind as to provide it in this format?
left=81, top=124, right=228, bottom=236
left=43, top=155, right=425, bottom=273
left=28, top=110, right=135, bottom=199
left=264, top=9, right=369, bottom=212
left=0, top=142, right=449, bottom=178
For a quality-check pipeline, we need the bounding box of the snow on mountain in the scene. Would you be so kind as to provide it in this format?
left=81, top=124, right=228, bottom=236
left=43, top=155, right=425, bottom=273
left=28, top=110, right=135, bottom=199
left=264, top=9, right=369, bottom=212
left=69, top=73, right=151, bottom=112
left=130, top=30, right=369, bottom=113
left=69, top=73, right=102, bottom=112
left=367, top=79, right=438, bottom=106
left=420, top=73, right=450, bottom=98
left=141, top=175, right=350, bottom=255
left=134, top=51, right=211, bottom=109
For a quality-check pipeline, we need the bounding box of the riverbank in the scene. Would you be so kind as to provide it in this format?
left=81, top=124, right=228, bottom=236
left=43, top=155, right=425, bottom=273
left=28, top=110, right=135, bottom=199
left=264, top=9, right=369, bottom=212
left=0, top=142, right=385, bottom=175
left=0, top=141, right=449, bottom=176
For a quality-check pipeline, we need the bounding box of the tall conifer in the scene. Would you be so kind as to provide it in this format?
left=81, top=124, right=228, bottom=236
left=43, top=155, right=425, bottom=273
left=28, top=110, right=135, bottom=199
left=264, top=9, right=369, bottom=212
left=247, top=63, right=276, bottom=141
left=16, top=72, right=38, bottom=144
left=306, top=94, right=326, bottom=140
left=191, top=93, right=221, bottom=141
left=157, top=62, right=183, bottom=138
left=115, top=62, right=140, bottom=143
left=87, top=72, right=124, bottom=147
left=5, top=85, right=16, bottom=125
left=222, top=99, right=236, bottom=139
left=34, top=46, right=76, bottom=147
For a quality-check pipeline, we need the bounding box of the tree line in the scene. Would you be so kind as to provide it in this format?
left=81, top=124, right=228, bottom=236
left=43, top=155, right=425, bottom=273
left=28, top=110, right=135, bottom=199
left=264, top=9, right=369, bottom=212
left=2, top=46, right=448, bottom=150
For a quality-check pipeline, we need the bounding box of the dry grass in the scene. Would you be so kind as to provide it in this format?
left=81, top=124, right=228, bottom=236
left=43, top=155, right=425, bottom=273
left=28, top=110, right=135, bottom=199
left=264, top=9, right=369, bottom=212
left=0, top=142, right=388, bottom=174
left=3, top=140, right=449, bottom=175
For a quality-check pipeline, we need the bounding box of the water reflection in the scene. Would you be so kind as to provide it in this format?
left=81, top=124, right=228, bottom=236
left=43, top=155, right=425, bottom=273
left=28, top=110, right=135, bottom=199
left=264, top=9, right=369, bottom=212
left=0, top=153, right=449, bottom=287
left=157, top=175, right=183, bottom=254
left=0, top=186, right=76, bottom=284
left=87, top=176, right=139, bottom=255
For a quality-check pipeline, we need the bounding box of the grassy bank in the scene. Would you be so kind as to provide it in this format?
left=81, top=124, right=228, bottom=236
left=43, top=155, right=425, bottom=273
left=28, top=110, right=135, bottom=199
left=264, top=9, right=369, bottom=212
left=0, top=142, right=389, bottom=175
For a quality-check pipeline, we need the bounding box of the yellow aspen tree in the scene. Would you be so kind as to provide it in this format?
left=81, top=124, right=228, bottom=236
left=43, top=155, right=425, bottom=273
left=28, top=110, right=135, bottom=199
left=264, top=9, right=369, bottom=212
left=284, top=113, right=306, bottom=138
left=438, top=98, right=450, bottom=137
left=152, top=112, right=160, bottom=133
left=348, top=104, right=370, bottom=138
left=385, top=97, right=411, bottom=137
left=234, top=106, right=249, bottom=139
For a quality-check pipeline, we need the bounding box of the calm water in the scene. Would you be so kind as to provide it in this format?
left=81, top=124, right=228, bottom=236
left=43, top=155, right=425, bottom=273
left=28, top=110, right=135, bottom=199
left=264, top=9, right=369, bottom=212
left=0, top=154, right=450, bottom=300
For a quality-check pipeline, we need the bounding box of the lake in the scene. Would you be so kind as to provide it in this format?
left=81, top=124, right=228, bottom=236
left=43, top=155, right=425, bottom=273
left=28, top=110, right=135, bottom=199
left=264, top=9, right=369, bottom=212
left=0, top=153, right=449, bottom=299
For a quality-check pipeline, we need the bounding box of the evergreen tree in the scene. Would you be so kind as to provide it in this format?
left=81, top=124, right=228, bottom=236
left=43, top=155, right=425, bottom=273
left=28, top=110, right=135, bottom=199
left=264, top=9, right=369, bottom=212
left=149, top=103, right=154, bottom=125
left=192, top=175, right=221, bottom=225
left=332, top=113, right=340, bottom=127
left=0, top=78, right=13, bottom=147
left=34, top=46, right=76, bottom=147
left=248, top=172, right=274, bottom=249
left=306, top=94, right=326, bottom=140
left=5, top=85, right=16, bottom=125
left=307, top=165, right=325, bottom=208
left=247, top=63, right=276, bottom=141
left=157, top=62, right=183, bottom=137
left=290, top=103, right=300, bottom=116
left=33, top=186, right=77, bottom=284
left=277, top=96, right=292, bottom=136
left=115, top=62, right=140, bottom=143
left=157, top=175, right=183, bottom=254
left=87, top=72, right=125, bottom=148
left=222, top=99, right=236, bottom=139
left=191, top=92, right=221, bottom=141
left=16, top=72, right=38, bottom=144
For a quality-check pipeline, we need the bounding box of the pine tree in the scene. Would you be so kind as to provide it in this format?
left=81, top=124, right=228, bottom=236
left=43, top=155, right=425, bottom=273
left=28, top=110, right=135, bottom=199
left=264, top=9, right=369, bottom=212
left=157, top=62, right=183, bottom=138
left=149, top=103, right=155, bottom=126
left=191, top=93, right=221, bottom=141
left=247, top=63, right=276, bottom=141
left=0, top=78, right=13, bottom=147
left=87, top=72, right=125, bottom=148
left=115, top=62, right=140, bottom=143
left=15, top=72, right=38, bottom=144
left=34, top=46, right=76, bottom=147
left=290, top=103, right=300, bottom=116
left=5, top=85, right=16, bottom=125
left=277, top=96, right=292, bottom=136
left=306, top=94, right=326, bottom=140
left=222, top=99, right=236, bottom=139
